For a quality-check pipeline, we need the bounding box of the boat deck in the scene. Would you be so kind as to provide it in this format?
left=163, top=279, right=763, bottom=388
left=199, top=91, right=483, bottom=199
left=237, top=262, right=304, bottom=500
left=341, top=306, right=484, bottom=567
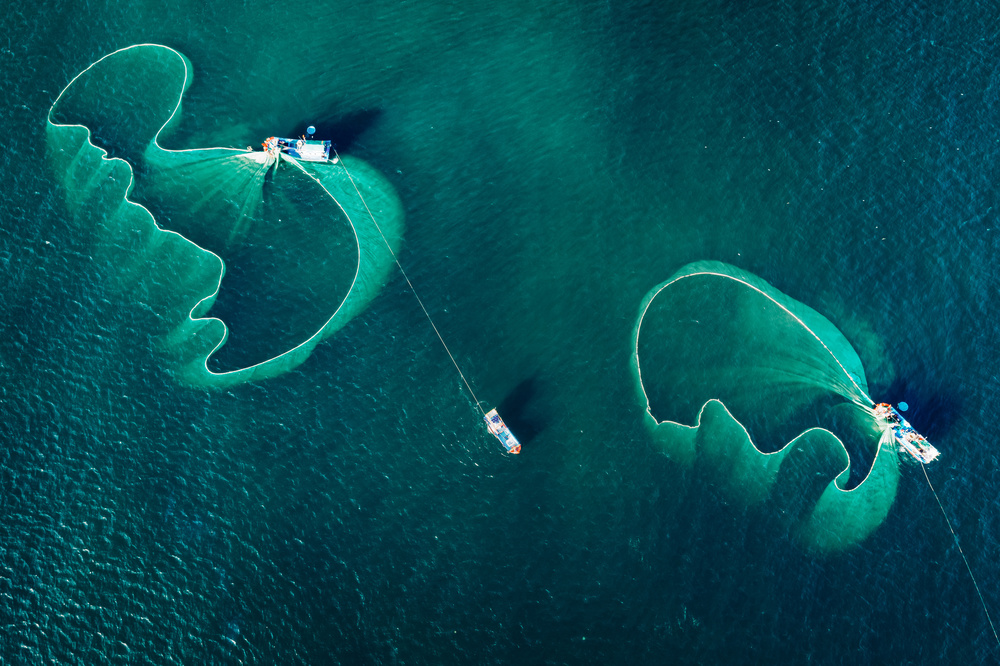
left=259, top=136, right=332, bottom=162
left=874, top=403, right=940, bottom=464
left=276, top=137, right=331, bottom=162
left=485, top=408, right=521, bottom=454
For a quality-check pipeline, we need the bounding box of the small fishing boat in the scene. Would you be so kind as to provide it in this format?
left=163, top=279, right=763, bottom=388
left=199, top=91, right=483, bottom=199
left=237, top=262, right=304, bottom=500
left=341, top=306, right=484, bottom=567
left=261, top=132, right=333, bottom=163
left=484, top=408, right=521, bottom=454
left=874, top=402, right=940, bottom=464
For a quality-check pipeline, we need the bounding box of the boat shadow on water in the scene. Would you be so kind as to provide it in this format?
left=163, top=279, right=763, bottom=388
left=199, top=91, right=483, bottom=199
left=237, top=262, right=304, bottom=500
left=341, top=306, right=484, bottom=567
left=877, top=375, right=959, bottom=443
left=286, top=108, right=383, bottom=155
left=496, top=376, right=548, bottom=448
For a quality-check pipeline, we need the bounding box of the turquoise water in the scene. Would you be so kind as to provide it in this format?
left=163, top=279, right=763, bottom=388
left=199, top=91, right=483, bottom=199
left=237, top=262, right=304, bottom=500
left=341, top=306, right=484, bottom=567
left=4, top=0, right=1000, bottom=662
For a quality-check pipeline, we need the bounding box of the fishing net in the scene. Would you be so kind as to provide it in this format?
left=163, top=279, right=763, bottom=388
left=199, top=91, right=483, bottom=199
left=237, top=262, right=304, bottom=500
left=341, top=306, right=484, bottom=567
left=632, top=261, right=898, bottom=551
left=46, top=44, right=403, bottom=387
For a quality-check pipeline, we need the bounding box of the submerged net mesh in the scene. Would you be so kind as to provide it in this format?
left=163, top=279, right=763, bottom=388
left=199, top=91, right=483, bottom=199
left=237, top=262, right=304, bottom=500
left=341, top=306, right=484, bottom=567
left=46, top=44, right=403, bottom=387
left=632, top=260, right=898, bottom=552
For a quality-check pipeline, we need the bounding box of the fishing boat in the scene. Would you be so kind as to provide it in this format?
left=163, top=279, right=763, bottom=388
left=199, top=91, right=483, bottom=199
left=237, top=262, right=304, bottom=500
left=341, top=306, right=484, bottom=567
left=484, top=408, right=521, bottom=454
left=262, top=135, right=333, bottom=162
left=874, top=402, right=940, bottom=464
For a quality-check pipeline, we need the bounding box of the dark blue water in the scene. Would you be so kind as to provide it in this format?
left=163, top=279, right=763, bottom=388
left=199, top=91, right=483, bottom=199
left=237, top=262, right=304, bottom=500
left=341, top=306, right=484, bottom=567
left=4, top=0, right=1000, bottom=662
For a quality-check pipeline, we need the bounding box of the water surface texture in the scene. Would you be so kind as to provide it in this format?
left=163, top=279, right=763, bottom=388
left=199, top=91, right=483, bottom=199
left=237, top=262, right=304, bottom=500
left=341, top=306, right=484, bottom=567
left=3, top=0, right=1000, bottom=663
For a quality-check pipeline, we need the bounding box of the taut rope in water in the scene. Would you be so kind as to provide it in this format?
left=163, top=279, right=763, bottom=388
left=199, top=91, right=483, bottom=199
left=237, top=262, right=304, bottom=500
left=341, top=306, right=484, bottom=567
left=920, top=462, right=1000, bottom=649
left=332, top=149, right=486, bottom=417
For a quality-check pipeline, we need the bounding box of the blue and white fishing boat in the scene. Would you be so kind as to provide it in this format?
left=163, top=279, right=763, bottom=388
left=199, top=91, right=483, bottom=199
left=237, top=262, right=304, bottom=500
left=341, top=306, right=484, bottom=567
left=485, top=408, right=521, bottom=454
left=262, top=135, right=333, bottom=162
left=874, top=403, right=940, bottom=464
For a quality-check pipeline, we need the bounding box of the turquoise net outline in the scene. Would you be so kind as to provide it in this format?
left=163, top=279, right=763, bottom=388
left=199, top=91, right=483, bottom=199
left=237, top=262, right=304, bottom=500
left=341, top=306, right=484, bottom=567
left=631, top=260, right=899, bottom=551
left=46, top=44, right=402, bottom=387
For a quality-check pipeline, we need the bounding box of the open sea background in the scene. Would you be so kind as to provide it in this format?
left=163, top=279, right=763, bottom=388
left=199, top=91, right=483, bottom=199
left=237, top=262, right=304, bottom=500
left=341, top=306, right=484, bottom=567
left=3, top=0, right=1000, bottom=663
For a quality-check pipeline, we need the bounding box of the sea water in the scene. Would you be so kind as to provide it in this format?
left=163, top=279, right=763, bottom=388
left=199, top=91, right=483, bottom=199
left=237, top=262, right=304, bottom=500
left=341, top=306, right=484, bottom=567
left=3, top=0, right=1000, bottom=662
